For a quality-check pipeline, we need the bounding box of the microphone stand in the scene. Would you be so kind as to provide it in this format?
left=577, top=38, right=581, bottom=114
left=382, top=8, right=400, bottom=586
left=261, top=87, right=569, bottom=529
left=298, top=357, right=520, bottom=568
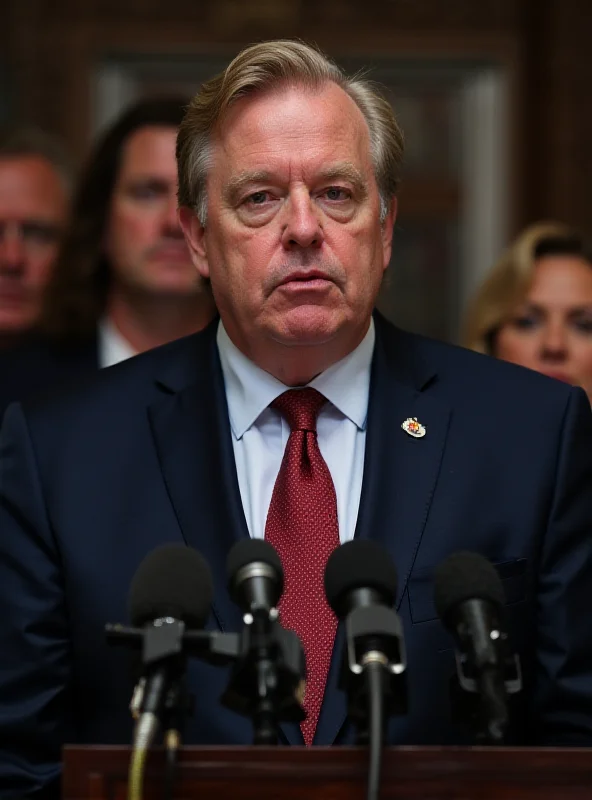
left=340, top=605, right=407, bottom=800
left=160, top=676, right=192, bottom=800
left=450, top=646, right=522, bottom=745
left=220, top=613, right=306, bottom=744
left=106, top=621, right=242, bottom=800
left=250, top=612, right=281, bottom=745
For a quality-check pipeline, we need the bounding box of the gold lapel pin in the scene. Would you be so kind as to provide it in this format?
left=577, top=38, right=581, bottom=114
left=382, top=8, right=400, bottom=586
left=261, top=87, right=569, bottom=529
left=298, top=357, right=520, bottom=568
left=402, top=417, right=426, bottom=438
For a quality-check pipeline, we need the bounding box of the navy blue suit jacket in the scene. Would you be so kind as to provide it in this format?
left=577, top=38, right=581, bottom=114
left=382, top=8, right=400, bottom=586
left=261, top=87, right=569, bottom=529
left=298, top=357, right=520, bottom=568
left=0, top=332, right=98, bottom=420
left=1, top=314, right=592, bottom=797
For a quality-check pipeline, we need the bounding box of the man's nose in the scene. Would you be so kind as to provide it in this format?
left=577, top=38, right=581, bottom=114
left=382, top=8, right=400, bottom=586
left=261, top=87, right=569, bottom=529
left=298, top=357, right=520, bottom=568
left=162, top=192, right=183, bottom=236
left=280, top=191, right=324, bottom=250
left=0, top=224, right=26, bottom=272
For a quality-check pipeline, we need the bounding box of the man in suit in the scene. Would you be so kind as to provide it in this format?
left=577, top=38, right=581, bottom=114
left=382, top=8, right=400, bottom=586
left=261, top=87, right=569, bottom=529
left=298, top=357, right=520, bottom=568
left=0, top=127, right=72, bottom=347
left=0, top=98, right=217, bottom=416
left=1, top=39, right=592, bottom=799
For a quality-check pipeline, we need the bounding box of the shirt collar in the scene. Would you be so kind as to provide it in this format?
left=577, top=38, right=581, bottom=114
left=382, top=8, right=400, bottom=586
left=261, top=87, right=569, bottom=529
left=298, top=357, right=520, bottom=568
left=217, top=319, right=375, bottom=439
left=98, top=316, right=137, bottom=368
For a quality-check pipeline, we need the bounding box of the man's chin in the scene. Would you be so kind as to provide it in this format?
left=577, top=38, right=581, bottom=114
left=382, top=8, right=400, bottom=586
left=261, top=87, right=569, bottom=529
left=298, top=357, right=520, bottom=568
left=269, top=306, right=345, bottom=347
left=132, top=277, right=206, bottom=298
left=0, top=306, right=36, bottom=333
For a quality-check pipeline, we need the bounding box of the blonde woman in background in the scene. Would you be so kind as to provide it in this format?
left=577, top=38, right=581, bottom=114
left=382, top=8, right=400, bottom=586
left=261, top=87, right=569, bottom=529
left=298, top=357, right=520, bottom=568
left=463, top=221, right=592, bottom=403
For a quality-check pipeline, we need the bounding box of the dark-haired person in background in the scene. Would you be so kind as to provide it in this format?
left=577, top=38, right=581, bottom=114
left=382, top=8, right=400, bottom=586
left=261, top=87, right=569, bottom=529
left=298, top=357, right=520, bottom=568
left=0, top=127, right=72, bottom=347
left=463, top=221, right=592, bottom=403
left=0, top=97, right=216, bottom=415
left=0, top=40, right=592, bottom=799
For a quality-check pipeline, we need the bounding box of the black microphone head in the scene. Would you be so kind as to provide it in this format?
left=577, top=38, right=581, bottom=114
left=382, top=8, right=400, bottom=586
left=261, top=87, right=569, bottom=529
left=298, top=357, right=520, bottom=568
left=128, top=544, right=213, bottom=629
left=324, top=540, right=398, bottom=618
left=226, top=539, right=284, bottom=606
left=434, top=551, right=505, bottom=626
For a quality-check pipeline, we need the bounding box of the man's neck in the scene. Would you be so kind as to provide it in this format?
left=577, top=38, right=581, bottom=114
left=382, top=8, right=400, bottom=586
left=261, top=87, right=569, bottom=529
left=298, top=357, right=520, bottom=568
left=105, top=289, right=217, bottom=354
left=228, top=320, right=372, bottom=386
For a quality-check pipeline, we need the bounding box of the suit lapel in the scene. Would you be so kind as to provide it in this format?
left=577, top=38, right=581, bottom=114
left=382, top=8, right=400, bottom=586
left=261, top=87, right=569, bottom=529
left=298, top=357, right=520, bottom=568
left=356, top=324, right=452, bottom=610
left=315, top=316, right=452, bottom=745
left=147, top=329, right=247, bottom=636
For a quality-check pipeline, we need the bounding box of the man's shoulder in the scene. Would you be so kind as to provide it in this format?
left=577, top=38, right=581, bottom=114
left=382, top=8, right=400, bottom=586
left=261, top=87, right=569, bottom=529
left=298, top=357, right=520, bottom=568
left=378, top=316, right=579, bottom=416
left=9, top=325, right=215, bottom=432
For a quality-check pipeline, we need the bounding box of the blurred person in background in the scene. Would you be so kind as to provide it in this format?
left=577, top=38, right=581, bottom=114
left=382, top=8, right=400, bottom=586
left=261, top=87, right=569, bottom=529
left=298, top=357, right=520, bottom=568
left=0, top=127, right=72, bottom=346
left=463, top=221, right=592, bottom=404
left=0, top=97, right=217, bottom=414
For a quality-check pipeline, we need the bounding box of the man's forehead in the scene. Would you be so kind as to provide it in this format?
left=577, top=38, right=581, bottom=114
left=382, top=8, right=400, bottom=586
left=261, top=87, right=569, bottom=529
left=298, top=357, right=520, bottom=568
left=209, top=83, right=373, bottom=184
left=214, top=81, right=369, bottom=144
left=0, top=155, right=61, bottom=187
left=0, top=156, right=67, bottom=214
left=119, top=126, right=178, bottom=171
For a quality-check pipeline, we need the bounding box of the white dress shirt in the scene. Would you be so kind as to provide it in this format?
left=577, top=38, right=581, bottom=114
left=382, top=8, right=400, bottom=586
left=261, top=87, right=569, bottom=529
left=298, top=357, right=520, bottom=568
left=217, top=319, right=375, bottom=543
left=98, top=317, right=137, bottom=368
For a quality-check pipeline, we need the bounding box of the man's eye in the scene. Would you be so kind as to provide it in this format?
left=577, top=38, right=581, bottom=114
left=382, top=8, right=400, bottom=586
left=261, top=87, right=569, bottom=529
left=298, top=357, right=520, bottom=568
left=247, top=191, right=270, bottom=205
left=21, top=224, right=60, bottom=245
left=573, top=318, right=592, bottom=334
left=132, top=187, right=158, bottom=200
left=324, top=187, right=350, bottom=201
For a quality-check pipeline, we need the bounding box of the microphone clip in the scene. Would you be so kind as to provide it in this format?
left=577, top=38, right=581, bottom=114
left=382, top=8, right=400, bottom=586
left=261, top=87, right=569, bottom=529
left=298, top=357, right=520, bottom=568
left=106, top=619, right=242, bottom=666
left=345, top=604, right=406, bottom=677
left=455, top=647, right=522, bottom=696
left=106, top=619, right=243, bottom=743
left=341, top=604, right=408, bottom=742
left=450, top=633, right=522, bottom=745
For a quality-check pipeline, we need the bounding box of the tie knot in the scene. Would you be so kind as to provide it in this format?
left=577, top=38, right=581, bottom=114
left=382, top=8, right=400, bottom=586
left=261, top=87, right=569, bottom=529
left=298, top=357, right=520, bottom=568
left=272, top=388, right=328, bottom=432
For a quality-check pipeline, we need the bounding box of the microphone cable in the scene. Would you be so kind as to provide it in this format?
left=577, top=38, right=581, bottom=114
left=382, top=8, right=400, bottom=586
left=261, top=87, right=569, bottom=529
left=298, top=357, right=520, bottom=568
left=366, top=655, right=387, bottom=800
left=128, top=717, right=151, bottom=800
left=164, top=728, right=181, bottom=800
left=324, top=539, right=404, bottom=800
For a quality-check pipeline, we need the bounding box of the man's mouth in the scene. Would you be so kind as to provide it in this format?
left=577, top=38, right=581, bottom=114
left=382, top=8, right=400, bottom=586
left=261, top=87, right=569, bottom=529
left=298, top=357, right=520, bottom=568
left=149, top=242, right=191, bottom=262
left=0, top=284, right=27, bottom=302
left=279, top=270, right=333, bottom=287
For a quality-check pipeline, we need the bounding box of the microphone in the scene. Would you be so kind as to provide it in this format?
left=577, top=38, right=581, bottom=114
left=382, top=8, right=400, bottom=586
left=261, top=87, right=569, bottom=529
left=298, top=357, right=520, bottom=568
left=222, top=539, right=305, bottom=744
left=434, top=551, right=521, bottom=744
left=227, top=539, right=284, bottom=622
left=324, top=540, right=407, bottom=800
left=127, top=543, right=213, bottom=751
left=324, top=540, right=406, bottom=687
left=325, top=539, right=398, bottom=617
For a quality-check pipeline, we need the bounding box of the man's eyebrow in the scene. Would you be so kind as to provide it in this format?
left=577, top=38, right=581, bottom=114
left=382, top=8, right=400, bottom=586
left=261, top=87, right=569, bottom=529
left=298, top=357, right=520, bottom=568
left=315, top=163, right=368, bottom=193
left=224, top=171, right=274, bottom=204
left=124, top=176, right=170, bottom=190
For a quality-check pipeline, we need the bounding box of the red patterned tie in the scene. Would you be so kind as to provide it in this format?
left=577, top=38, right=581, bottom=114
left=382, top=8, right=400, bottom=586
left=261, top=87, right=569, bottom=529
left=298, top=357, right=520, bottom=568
left=264, top=388, right=340, bottom=745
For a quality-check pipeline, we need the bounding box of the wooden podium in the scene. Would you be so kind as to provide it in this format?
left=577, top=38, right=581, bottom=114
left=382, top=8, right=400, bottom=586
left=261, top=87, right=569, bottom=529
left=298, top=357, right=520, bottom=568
left=62, top=745, right=592, bottom=799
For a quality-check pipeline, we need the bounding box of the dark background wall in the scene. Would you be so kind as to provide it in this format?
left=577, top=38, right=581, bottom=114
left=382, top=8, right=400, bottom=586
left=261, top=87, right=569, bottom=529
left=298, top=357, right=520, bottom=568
left=0, top=0, right=590, bottom=236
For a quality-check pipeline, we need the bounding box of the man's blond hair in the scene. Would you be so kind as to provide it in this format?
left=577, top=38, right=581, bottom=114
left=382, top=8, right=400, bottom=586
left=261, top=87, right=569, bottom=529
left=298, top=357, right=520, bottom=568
left=177, top=40, right=404, bottom=224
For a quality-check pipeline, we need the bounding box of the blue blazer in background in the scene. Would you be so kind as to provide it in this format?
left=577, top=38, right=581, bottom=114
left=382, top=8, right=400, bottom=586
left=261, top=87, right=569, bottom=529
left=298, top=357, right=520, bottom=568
left=1, top=313, right=592, bottom=798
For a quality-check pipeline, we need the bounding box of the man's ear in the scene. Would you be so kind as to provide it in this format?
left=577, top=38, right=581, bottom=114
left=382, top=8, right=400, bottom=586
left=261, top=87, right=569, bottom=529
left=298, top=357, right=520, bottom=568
left=381, top=197, right=398, bottom=271
left=178, top=206, right=210, bottom=280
